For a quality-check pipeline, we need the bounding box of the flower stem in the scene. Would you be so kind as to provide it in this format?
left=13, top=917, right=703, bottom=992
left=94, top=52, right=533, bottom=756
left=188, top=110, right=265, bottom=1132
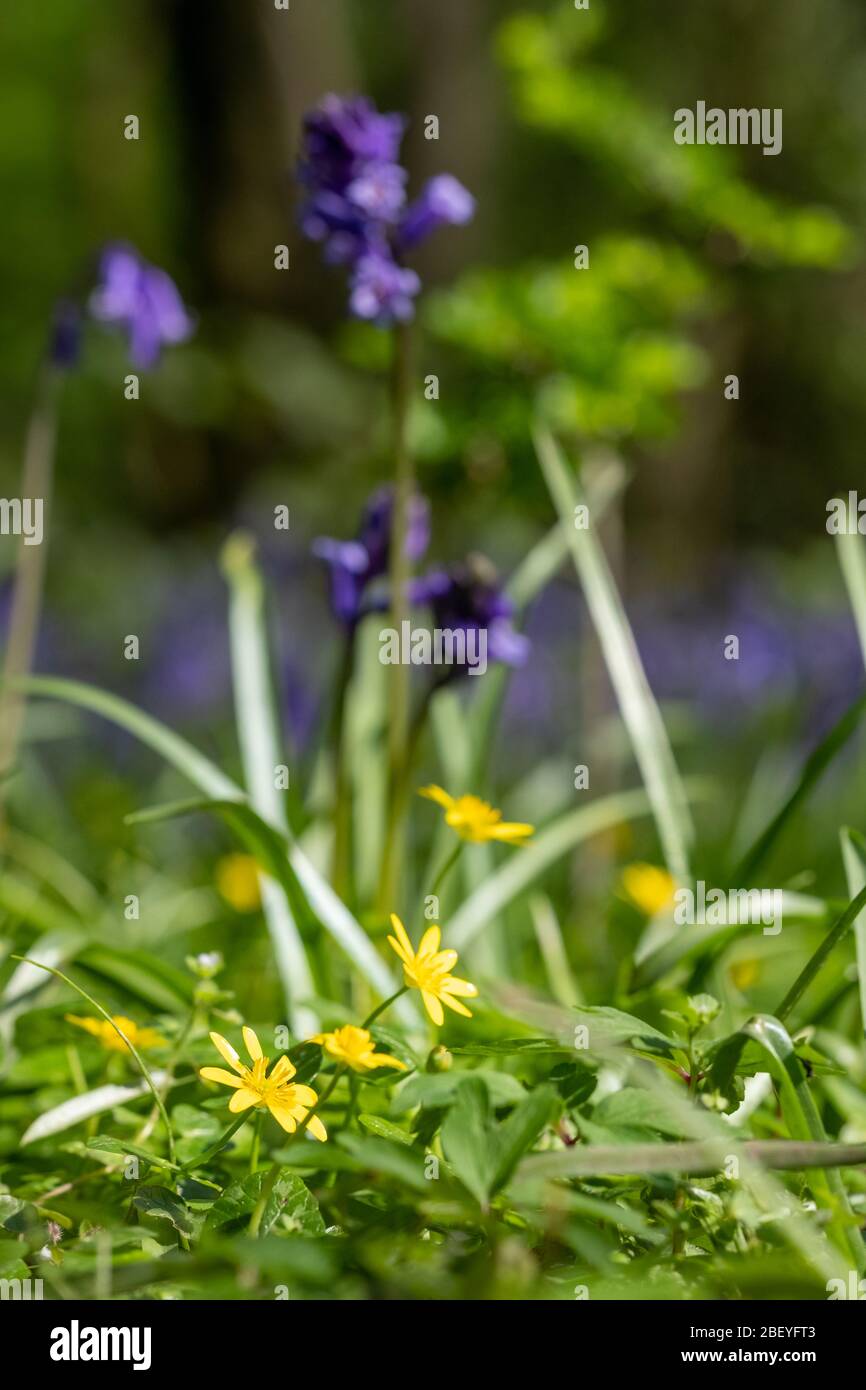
left=379, top=321, right=414, bottom=911
left=248, top=1160, right=281, bottom=1238
left=249, top=1111, right=263, bottom=1174
left=182, top=1111, right=251, bottom=1172
left=0, top=368, right=60, bottom=813
left=361, top=986, right=408, bottom=1030
left=429, top=841, right=465, bottom=902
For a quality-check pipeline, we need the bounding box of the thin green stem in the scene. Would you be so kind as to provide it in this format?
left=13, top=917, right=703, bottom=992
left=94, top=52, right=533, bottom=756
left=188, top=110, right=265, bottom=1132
left=0, top=369, right=59, bottom=811
left=361, top=986, right=408, bottom=1030
left=248, top=1160, right=281, bottom=1238
left=379, top=321, right=414, bottom=911
left=11, top=956, right=176, bottom=1163
left=429, top=840, right=464, bottom=902
left=249, top=1111, right=263, bottom=1175
left=181, top=1111, right=251, bottom=1172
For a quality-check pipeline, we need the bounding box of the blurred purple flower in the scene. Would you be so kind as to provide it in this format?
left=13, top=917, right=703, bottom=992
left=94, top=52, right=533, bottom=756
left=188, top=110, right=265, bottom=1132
left=411, top=554, right=530, bottom=672
left=313, top=486, right=430, bottom=626
left=349, top=251, right=421, bottom=325
left=89, top=243, right=194, bottom=368
left=298, top=93, right=473, bottom=326
left=398, top=175, right=476, bottom=250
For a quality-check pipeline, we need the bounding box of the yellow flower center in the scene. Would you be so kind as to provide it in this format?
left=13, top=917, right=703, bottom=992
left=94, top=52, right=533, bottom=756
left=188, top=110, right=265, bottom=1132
left=446, top=795, right=501, bottom=840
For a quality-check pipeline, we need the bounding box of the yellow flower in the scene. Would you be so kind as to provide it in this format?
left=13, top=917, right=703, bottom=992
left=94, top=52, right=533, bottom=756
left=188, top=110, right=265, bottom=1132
left=387, top=914, right=478, bottom=1027
left=730, top=958, right=760, bottom=990
left=200, top=1026, right=327, bottom=1141
left=65, top=1014, right=165, bottom=1054
left=312, top=1025, right=407, bottom=1073
left=216, top=853, right=261, bottom=912
left=419, top=785, right=534, bottom=844
left=621, top=862, right=676, bottom=917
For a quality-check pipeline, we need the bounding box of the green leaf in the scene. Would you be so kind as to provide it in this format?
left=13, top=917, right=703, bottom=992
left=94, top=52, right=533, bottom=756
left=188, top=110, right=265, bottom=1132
left=491, top=1084, right=558, bottom=1192
left=441, top=1077, right=495, bottom=1207
left=77, top=944, right=192, bottom=1011
left=841, top=826, right=866, bottom=1041
left=393, top=1068, right=527, bottom=1112
left=85, top=1135, right=179, bottom=1171
left=534, top=425, right=693, bottom=880
left=358, top=1114, right=415, bottom=1146
left=20, top=1073, right=172, bottom=1146
left=336, top=1133, right=429, bottom=1190
left=134, top=1185, right=197, bottom=1237
left=206, top=1167, right=324, bottom=1237
left=590, top=1087, right=684, bottom=1137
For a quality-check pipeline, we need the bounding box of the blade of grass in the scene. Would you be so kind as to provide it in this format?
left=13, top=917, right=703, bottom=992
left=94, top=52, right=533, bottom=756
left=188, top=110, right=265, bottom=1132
left=730, top=690, right=866, bottom=884
left=529, top=893, right=582, bottom=1007
left=534, top=425, right=693, bottom=880
left=222, top=533, right=316, bottom=1035
left=841, top=827, right=866, bottom=1044
left=775, top=882, right=866, bottom=1024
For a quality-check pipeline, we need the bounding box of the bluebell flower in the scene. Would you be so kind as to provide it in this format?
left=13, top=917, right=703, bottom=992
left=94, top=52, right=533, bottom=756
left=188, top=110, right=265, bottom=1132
left=398, top=175, right=476, bottom=250
left=349, top=251, right=421, bottom=326
left=299, top=94, right=473, bottom=326
left=314, top=486, right=430, bottom=626
left=89, top=243, right=194, bottom=368
left=411, top=555, right=530, bottom=671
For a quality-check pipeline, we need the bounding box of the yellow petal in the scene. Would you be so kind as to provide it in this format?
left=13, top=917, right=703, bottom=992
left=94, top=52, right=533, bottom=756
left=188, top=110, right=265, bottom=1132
left=199, top=1066, right=244, bottom=1089
left=228, top=1087, right=260, bottom=1112
left=491, top=821, right=534, bottom=842
left=209, top=1031, right=246, bottom=1075
left=65, top=1015, right=102, bottom=1040
left=418, top=925, right=442, bottom=957
left=290, top=1084, right=318, bottom=1107
left=368, top=1052, right=407, bottom=1071
left=267, top=1103, right=298, bottom=1134
left=242, top=1026, right=263, bottom=1062
left=387, top=913, right=413, bottom=964
left=418, top=783, right=455, bottom=811
left=442, top=976, right=477, bottom=997
left=422, top=991, right=445, bottom=1027
left=306, top=1114, right=328, bottom=1142
left=269, top=1055, right=295, bottom=1085
left=441, top=993, right=473, bottom=1018
left=433, top=948, right=458, bottom=972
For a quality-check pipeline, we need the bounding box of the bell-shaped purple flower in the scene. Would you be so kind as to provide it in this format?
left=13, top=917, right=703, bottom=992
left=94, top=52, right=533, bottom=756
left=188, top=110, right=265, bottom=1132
left=349, top=251, right=421, bottom=325
left=89, top=243, right=194, bottom=369
left=314, top=486, right=430, bottom=627
left=397, top=175, right=476, bottom=250
left=411, top=555, right=530, bottom=672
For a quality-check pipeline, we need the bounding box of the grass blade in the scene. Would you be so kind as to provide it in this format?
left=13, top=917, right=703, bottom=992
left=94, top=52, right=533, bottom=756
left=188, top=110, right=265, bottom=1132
left=222, top=533, right=316, bottom=1035
left=731, top=690, right=866, bottom=884
left=534, top=425, right=693, bottom=880
left=840, top=827, right=866, bottom=1044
